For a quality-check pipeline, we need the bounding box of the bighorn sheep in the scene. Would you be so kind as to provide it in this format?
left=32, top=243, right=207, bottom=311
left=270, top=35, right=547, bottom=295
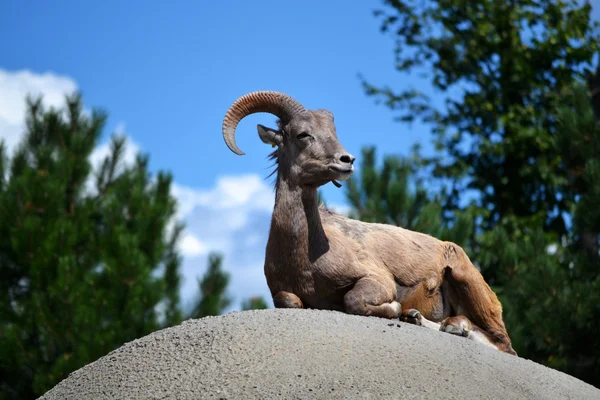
left=222, top=91, right=516, bottom=355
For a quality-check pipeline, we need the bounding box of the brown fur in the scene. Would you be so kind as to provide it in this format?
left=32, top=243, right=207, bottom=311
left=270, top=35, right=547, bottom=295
left=264, top=186, right=516, bottom=354
left=223, top=94, right=516, bottom=355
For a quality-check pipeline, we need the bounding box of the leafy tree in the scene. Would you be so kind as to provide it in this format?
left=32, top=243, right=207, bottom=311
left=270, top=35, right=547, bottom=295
left=550, top=74, right=600, bottom=382
left=361, top=0, right=600, bottom=386
left=189, top=252, right=232, bottom=318
left=0, top=94, right=184, bottom=399
left=487, top=77, right=600, bottom=385
left=347, top=76, right=600, bottom=384
left=189, top=252, right=270, bottom=316
left=362, top=0, right=600, bottom=253
left=241, top=296, right=269, bottom=311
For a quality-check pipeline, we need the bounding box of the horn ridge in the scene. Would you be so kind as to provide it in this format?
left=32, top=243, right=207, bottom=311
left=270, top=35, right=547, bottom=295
left=222, top=91, right=307, bottom=155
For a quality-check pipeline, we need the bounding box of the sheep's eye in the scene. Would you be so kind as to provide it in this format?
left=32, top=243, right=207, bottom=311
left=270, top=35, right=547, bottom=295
left=297, top=132, right=311, bottom=140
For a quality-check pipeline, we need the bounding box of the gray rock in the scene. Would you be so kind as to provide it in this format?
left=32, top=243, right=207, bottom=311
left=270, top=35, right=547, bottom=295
left=40, top=309, right=600, bottom=399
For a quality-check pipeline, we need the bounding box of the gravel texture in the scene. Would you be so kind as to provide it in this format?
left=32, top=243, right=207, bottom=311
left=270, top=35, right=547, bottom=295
left=40, top=308, right=600, bottom=399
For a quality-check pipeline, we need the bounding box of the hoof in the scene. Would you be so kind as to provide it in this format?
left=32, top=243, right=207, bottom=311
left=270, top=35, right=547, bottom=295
left=400, top=309, right=422, bottom=326
left=440, top=316, right=470, bottom=338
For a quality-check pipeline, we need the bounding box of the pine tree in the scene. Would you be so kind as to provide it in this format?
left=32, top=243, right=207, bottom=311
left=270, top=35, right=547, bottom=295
left=189, top=252, right=232, bottom=318
left=0, top=94, right=184, bottom=399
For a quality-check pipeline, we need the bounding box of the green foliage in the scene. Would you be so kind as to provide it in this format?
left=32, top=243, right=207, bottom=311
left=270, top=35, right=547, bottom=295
left=189, top=252, right=232, bottom=318
left=364, top=0, right=600, bottom=236
left=545, top=78, right=600, bottom=382
left=241, top=296, right=269, bottom=311
left=361, top=0, right=600, bottom=387
left=0, top=94, right=184, bottom=399
left=486, top=95, right=600, bottom=378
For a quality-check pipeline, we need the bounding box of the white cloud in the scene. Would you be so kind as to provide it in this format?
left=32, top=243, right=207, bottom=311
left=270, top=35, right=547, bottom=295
left=178, top=232, right=208, bottom=258
left=170, top=175, right=275, bottom=312
left=171, top=174, right=273, bottom=216
left=0, top=69, right=78, bottom=155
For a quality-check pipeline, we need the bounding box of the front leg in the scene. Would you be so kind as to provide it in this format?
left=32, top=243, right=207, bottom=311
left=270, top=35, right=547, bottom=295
left=273, top=291, right=304, bottom=308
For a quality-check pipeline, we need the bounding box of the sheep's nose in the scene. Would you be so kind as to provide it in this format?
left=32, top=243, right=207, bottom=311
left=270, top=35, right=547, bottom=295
left=339, top=154, right=356, bottom=165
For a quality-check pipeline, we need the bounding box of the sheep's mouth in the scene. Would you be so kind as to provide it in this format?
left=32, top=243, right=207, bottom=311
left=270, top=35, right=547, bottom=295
left=328, top=165, right=354, bottom=188
left=329, top=165, right=354, bottom=175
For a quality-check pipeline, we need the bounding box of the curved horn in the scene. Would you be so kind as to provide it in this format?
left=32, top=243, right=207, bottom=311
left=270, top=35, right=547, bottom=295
left=222, top=91, right=307, bottom=155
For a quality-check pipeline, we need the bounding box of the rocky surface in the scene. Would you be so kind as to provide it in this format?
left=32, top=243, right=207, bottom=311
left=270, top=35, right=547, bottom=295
left=40, top=308, right=600, bottom=399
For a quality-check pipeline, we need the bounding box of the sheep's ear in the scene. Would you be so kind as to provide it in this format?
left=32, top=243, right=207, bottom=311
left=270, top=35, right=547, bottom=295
left=317, top=109, right=334, bottom=122
left=257, top=124, right=282, bottom=147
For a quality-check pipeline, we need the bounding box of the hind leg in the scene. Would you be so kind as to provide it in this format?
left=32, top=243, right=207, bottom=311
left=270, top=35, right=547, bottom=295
left=442, top=244, right=517, bottom=355
left=344, top=277, right=402, bottom=319
left=439, top=315, right=514, bottom=353
left=401, top=309, right=515, bottom=354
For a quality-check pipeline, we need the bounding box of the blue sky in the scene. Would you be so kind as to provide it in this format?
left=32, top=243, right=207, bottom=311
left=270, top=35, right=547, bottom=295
left=1, top=1, right=599, bottom=313
left=1, top=0, right=435, bottom=198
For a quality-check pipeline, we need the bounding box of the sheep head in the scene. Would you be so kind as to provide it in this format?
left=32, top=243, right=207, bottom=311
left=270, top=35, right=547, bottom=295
left=222, top=91, right=355, bottom=188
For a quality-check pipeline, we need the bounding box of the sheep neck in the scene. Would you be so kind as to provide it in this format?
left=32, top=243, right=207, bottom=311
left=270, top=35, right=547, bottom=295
left=269, top=174, right=329, bottom=265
